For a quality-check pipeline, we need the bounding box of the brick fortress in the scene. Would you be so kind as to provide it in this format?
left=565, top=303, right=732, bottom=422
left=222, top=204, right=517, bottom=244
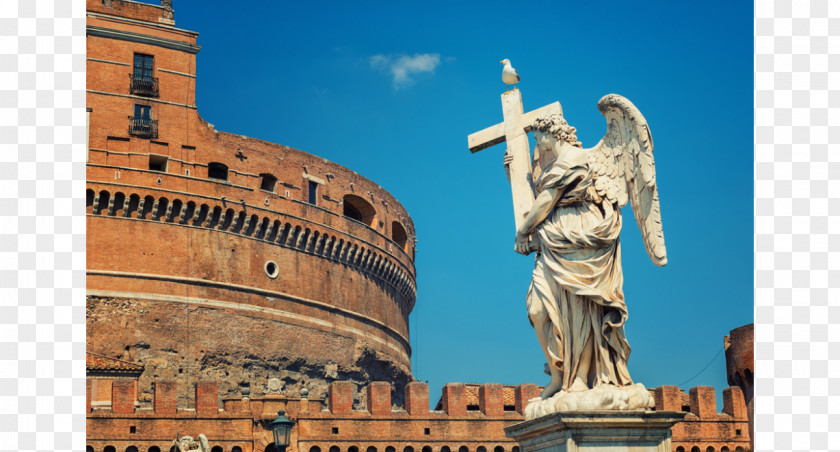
left=85, top=2, right=753, bottom=452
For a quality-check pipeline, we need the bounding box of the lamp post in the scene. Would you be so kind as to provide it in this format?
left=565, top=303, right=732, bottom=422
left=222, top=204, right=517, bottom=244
left=269, top=410, right=296, bottom=452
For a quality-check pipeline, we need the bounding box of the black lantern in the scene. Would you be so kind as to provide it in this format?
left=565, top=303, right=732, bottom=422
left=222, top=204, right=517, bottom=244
left=269, top=410, right=295, bottom=452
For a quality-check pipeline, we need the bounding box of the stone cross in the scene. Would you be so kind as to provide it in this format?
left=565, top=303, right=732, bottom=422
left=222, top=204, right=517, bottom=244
left=468, top=89, right=562, bottom=230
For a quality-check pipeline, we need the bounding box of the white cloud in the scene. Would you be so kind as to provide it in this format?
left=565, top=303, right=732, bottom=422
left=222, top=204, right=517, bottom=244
left=370, top=53, right=441, bottom=88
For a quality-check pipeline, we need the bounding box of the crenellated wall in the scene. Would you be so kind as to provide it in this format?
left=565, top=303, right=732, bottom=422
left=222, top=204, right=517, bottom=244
left=88, top=379, right=751, bottom=452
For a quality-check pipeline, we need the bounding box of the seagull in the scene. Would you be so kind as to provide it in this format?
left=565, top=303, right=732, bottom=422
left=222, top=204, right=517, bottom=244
left=500, top=59, right=520, bottom=91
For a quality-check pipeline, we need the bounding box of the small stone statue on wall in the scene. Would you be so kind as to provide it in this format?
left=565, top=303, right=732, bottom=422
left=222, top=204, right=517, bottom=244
left=172, top=434, right=209, bottom=452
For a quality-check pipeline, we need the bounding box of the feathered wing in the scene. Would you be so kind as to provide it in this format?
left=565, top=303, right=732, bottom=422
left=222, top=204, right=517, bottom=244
left=198, top=434, right=210, bottom=452
left=587, top=94, right=667, bottom=266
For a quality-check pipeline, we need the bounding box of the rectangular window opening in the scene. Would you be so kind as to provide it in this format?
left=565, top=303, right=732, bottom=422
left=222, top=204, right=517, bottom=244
left=129, top=426, right=136, bottom=434
left=424, top=427, right=430, bottom=435
left=308, top=180, right=318, bottom=205
left=149, top=154, right=168, bottom=172
left=331, top=427, right=339, bottom=435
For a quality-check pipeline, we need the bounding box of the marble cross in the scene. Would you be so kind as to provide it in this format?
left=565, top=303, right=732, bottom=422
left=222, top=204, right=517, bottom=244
left=468, top=89, right=562, bottom=230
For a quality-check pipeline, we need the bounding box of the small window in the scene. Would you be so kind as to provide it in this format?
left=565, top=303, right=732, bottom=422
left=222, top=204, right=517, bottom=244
left=208, top=162, right=228, bottom=181
left=129, top=426, right=136, bottom=433
left=134, top=104, right=151, bottom=120
left=260, top=173, right=278, bottom=192
left=424, top=428, right=430, bottom=435
left=149, top=154, right=168, bottom=172
left=735, top=429, right=741, bottom=436
left=332, top=427, right=339, bottom=434
left=133, top=53, right=153, bottom=80
left=308, top=180, right=318, bottom=205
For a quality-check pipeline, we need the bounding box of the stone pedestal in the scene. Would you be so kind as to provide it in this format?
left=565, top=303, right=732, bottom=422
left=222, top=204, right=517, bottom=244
left=505, top=411, right=686, bottom=452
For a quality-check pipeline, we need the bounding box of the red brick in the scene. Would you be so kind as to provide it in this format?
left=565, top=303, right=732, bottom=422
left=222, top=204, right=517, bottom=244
left=441, top=383, right=466, bottom=416
left=722, top=386, right=747, bottom=420
left=404, top=381, right=428, bottom=416
left=654, top=385, right=683, bottom=412
left=689, top=386, right=717, bottom=418
left=154, top=379, right=177, bottom=415
left=514, top=383, right=541, bottom=414
left=478, top=383, right=503, bottom=417
left=329, top=381, right=353, bottom=415
left=367, top=382, right=391, bottom=415
left=111, top=379, right=135, bottom=414
left=196, top=381, right=218, bottom=415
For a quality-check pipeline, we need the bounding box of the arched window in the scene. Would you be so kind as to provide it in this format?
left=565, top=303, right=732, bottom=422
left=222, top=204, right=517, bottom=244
left=476, top=447, right=486, bottom=452
left=349, top=447, right=359, bottom=452
left=385, top=447, right=395, bottom=452
left=105, top=447, right=116, bottom=452
left=329, top=447, right=340, bottom=452
left=366, top=447, right=377, bottom=452
left=404, top=447, right=414, bottom=452
left=676, top=448, right=685, bottom=452
left=458, top=447, right=469, bottom=452
left=208, top=162, right=228, bottom=181
left=392, top=221, right=407, bottom=249
left=494, top=447, right=505, bottom=452
left=86, top=446, right=94, bottom=452
left=342, top=194, right=376, bottom=226
left=211, top=447, right=223, bottom=452
left=265, top=444, right=278, bottom=452
left=260, top=173, right=278, bottom=192
left=232, top=447, right=242, bottom=452
left=721, top=447, right=730, bottom=452
left=422, top=447, right=432, bottom=452
left=734, top=448, right=744, bottom=452
left=126, top=447, right=138, bottom=452
left=149, top=447, right=161, bottom=452
left=691, top=447, right=701, bottom=452
left=706, top=447, right=715, bottom=452
left=512, top=448, right=519, bottom=452
left=441, top=447, right=451, bottom=452
left=86, top=189, right=95, bottom=214
left=309, top=447, right=321, bottom=452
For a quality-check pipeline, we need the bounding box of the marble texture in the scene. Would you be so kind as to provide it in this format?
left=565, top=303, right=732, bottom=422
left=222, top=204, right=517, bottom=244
left=505, top=411, right=686, bottom=452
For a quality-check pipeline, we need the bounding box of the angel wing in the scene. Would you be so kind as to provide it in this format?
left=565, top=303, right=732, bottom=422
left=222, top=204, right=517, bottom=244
left=587, top=94, right=667, bottom=266
left=198, top=434, right=210, bottom=452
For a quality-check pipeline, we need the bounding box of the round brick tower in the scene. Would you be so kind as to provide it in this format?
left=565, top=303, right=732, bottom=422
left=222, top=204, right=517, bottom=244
left=85, top=0, right=416, bottom=407
left=724, top=323, right=753, bottom=450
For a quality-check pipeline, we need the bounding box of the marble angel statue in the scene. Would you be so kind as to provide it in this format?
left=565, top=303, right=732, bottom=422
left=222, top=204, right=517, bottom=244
left=504, top=94, right=667, bottom=416
left=172, top=434, right=210, bottom=452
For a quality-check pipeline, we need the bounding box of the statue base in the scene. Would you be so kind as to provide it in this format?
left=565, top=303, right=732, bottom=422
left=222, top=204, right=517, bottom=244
left=505, top=411, right=686, bottom=452
left=524, top=384, right=655, bottom=420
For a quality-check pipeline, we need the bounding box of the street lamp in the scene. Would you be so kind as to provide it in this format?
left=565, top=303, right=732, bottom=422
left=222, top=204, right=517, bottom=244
left=269, top=410, right=295, bottom=452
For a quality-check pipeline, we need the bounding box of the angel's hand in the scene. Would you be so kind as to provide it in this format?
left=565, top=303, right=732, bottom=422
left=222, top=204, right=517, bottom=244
left=503, top=149, right=513, bottom=168
left=515, top=231, right=533, bottom=255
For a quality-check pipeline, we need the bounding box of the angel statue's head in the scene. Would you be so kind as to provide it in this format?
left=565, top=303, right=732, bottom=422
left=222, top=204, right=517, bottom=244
left=532, top=114, right=582, bottom=148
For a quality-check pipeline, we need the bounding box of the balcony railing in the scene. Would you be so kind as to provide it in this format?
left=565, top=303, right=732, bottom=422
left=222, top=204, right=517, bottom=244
left=128, top=117, right=158, bottom=138
left=129, top=75, right=159, bottom=97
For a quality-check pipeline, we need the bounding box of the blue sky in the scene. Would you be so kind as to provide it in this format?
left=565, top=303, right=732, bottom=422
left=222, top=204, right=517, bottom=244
left=157, top=0, right=753, bottom=406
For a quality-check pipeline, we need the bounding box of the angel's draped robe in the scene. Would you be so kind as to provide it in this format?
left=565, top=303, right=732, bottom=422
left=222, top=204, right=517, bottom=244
left=527, top=151, right=634, bottom=390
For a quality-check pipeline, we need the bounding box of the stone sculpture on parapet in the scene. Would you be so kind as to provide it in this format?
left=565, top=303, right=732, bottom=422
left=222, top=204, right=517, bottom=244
left=172, top=434, right=210, bottom=452
left=468, top=67, right=668, bottom=420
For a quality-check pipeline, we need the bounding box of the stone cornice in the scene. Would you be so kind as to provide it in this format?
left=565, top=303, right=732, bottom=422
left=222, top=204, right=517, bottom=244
left=87, top=25, right=201, bottom=54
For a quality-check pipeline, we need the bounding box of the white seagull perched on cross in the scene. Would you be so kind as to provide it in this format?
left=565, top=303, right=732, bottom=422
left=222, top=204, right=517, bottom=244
left=500, top=58, right=520, bottom=91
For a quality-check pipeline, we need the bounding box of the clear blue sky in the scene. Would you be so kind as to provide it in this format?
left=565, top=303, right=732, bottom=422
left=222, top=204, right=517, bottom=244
left=156, top=0, right=753, bottom=407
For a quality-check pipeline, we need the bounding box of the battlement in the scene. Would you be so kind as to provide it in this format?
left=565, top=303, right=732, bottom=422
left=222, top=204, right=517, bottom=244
left=88, top=378, right=749, bottom=421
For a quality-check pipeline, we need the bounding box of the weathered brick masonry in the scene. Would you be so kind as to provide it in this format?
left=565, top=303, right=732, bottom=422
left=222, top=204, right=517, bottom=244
left=85, top=1, right=753, bottom=451
left=86, top=0, right=416, bottom=407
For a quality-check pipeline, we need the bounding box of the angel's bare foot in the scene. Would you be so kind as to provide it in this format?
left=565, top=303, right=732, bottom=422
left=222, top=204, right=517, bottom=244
left=569, top=377, right=589, bottom=393
left=537, top=379, right=563, bottom=399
